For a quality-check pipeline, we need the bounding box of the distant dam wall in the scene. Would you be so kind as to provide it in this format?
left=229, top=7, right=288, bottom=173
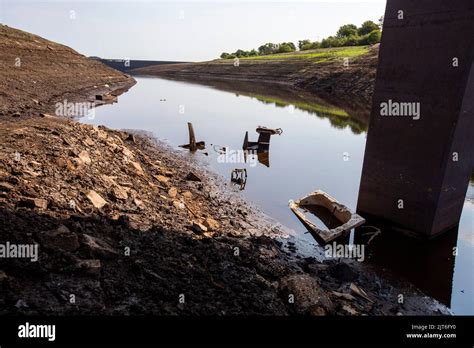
left=93, top=58, right=188, bottom=73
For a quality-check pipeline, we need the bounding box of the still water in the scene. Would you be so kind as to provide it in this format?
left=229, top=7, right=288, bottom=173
left=82, top=77, right=473, bottom=314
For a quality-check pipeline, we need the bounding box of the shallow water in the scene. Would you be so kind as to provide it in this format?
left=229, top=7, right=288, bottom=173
left=82, top=76, right=473, bottom=314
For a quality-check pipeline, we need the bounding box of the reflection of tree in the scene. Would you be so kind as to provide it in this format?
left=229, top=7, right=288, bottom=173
left=165, top=76, right=370, bottom=134
left=249, top=93, right=368, bottom=135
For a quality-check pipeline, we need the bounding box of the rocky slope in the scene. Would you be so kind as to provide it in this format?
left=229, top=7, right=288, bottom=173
left=0, top=24, right=135, bottom=118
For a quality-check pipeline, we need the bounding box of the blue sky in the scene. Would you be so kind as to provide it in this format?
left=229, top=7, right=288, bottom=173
left=0, top=0, right=386, bottom=61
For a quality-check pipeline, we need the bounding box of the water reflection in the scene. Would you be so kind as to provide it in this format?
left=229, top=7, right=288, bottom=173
left=354, top=222, right=458, bottom=307
left=249, top=94, right=368, bottom=135
left=142, top=76, right=370, bottom=135
left=230, top=168, right=247, bottom=190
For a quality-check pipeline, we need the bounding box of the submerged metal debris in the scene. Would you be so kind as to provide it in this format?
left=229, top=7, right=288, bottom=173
left=289, top=190, right=365, bottom=244
left=231, top=168, right=247, bottom=190
left=242, top=126, right=282, bottom=167
left=180, top=122, right=205, bottom=151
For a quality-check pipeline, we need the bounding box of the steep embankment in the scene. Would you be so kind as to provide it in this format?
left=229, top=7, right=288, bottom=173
left=133, top=45, right=379, bottom=109
left=0, top=24, right=135, bottom=118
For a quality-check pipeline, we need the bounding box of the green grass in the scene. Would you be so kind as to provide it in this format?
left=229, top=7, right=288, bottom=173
left=223, top=46, right=370, bottom=62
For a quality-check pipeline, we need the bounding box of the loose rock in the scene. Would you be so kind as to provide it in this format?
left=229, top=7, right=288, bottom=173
left=38, top=225, right=80, bottom=252
left=279, top=274, right=334, bottom=315
left=86, top=190, right=107, bottom=209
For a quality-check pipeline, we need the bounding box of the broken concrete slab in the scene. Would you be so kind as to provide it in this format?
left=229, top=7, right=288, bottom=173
left=289, top=190, right=365, bottom=244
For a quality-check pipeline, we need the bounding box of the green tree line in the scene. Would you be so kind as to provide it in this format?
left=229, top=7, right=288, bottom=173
left=219, top=19, right=381, bottom=59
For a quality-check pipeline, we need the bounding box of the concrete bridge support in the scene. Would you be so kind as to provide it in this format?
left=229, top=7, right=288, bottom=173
left=357, top=0, right=474, bottom=238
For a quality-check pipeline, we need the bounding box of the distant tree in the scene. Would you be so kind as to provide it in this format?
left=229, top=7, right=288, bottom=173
left=298, top=40, right=311, bottom=50
left=301, top=41, right=320, bottom=51
left=248, top=49, right=258, bottom=56
left=276, top=44, right=292, bottom=53
left=366, top=30, right=381, bottom=44
left=358, top=20, right=380, bottom=36
left=286, top=42, right=296, bottom=51
left=321, top=36, right=344, bottom=48
left=357, top=30, right=381, bottom=45
left=258, top=43, right=278, bottom=55
left=336, top=24, right=358, bottom=38
left=343, top=35, right=359, bottom=46
left=218, top=16, right=383, bottom=59
left=234, top=49, right=249, bottom=58
left=275, top=42, right=296, bottom=53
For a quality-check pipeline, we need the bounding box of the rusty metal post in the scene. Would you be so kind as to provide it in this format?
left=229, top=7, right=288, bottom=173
left=187, top=122, right=196, bottom=152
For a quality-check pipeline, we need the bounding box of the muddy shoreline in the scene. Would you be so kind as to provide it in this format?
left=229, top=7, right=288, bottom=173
left=0, top=25, right=450, bottom=316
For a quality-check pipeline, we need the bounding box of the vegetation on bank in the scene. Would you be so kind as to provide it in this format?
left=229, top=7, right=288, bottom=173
left=235, top=45, right=369, bottom=62
left=219, top=19, right=381, bottom=59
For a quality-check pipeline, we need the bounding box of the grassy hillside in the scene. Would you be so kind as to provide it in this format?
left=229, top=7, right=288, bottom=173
left=226, top=46, right=370, bottom=62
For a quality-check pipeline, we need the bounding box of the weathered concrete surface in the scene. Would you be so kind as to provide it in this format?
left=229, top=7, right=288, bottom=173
left=357, top=0, right=474, bottom=238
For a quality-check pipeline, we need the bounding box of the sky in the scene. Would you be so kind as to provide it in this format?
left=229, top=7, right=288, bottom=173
left=0, top=0, right=386, bottom=61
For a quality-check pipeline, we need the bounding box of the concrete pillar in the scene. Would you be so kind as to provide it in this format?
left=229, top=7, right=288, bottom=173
left=357, top=0, right=474, bottom=238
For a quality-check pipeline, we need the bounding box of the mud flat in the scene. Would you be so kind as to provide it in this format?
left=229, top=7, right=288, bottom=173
left=0, top=25, right=450, bottom=315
